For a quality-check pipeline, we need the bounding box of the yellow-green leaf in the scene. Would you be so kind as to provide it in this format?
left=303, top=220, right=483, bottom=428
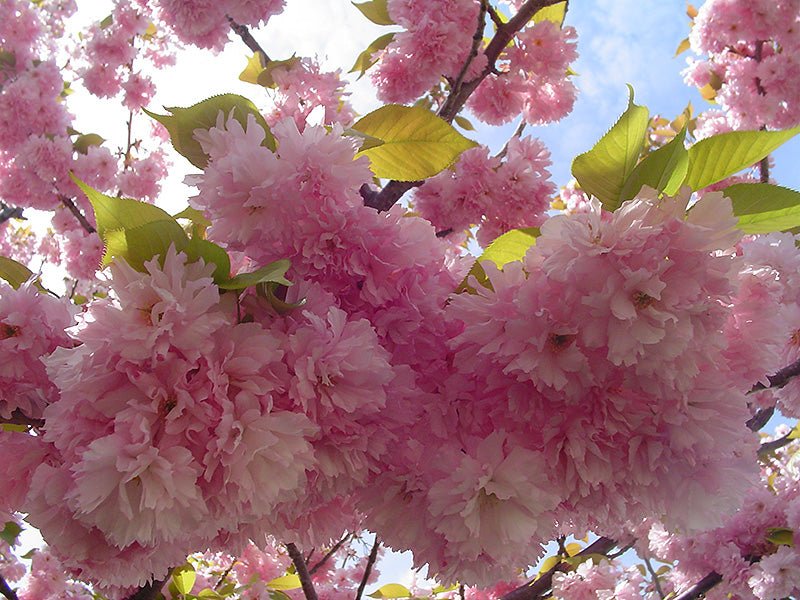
left=185, top=238, right=230, bottom=283
left=172, top=564, right=196, bottom=595
left=143, top=94, right=276, bottom=169
left=537, top=555, right=562, bottom=577
left=620, top=126, right=688, bottom=200
left=73, top=133, right=105, bottom=154
left=239, top=52, right=267, bottom=84
left=565, top=542, right=582, bottom=557
left=352, top=0, right=393, bottom=25
left=675, top=37, right=691, bottom=56
left=352, top=105, right=477, bottom=181
left=367, top=583, right=412, bottom=598
left=218, top=259, right=292, bottom=290
left=266, top=574, right=302, bottom=591
left=572, top=85, right=650, bottom=211
left=349, top=32, right=395, bottom=79
left=723, top=183, right=800, bottom=234
left=103, top=220, right=189, bottom=270
left=531, top=1, right=567, bottom=26
left=256, top=56, right=301, bottom=88
left=766, top=527, right=794, bottom=547
left=0, top=256, right=35, bottom=289
left=459, top=227, right=539, bottom=292
left=686, top=127, right=800, bottom=190
left=454, top=115, right=475, bottom=131
left=788, top=422, right=800, bottom=440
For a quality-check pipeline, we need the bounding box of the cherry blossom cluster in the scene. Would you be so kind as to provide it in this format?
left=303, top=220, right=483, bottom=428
left=685, top=0, right=800, bottom=130
left=413, top=136, right=556, bottom=244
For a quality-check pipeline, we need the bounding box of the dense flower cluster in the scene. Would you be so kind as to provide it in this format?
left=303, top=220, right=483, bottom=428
left=685, top=0, right=800, bottom=129
left=413, top=136, right=556, bottom=244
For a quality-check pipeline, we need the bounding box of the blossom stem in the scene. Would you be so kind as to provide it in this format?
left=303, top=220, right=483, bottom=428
left=643, top=555, right=666, bottom=599
left=355, top=535, right=380, bottom=600
left=0, top=575, right=19, bottom=600
left=286, top=543, right=318, bottom=600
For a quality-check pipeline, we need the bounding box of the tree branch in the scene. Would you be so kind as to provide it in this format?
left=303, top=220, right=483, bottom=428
left=286, top=543, right=318, bottom=600
left=758, top=430, right=796, bottom=458
left=227, top=17, right=270, bottom=66
left=0, top=409, right=45, bottom=429
left=0, top=202, right=24, bottom=226
left=0, top=575, right=19, bottom=600
left=747, top=406, right=774, bottom=432
left=672, top=571, right=723, bottom=600
left=308, top=532, right=352, bottom=576
left=122, top=574, right=170, bottom=600
left=500, top=537, right=618, bottom=600
left=58, top=194, right=95, bottom=234
left=750, top=357, right=800, bottom=394
left=355, top=536, right=380, bottom=600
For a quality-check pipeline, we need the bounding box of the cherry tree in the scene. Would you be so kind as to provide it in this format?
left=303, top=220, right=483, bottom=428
left=3, top=0, right=800, bottom=599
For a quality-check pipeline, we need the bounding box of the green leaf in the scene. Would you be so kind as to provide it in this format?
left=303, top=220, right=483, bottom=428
left=143, top=94, right=276, bottom=169
left=256, top=56, right=301, bottom=88
left=454, top=115, right=475, bottom=131
left=367, top=583, right=412, bottom=598
left=675, top=36, right=691, bottom=56
left=352, top=0, right=393, bottom=25
left=352, top=105, right=477, bottom=181
left=174, top=206, right=212, bottom=238
left=218, top=260, right=292, bottom=290
left=766, top=527, right=794, bottom=547
left=349, top=32, right=395, bottom=79
left=686, top=127, right=800, bottom=190
left=620, top=126, right=688, bottom=200
left=257, top=282, right=306, bottom=314
left=196, top=589, right=224, bottom=599
left=268, top=592, right=293, bottom=600
left=172, top=564, right=197, bottom=595
left=531, top=1, right=567, bottom=26
left=571, top=85, right=650, bottom=211
left=99, top=13, right=113, bottom=29
left=0, top=521, right=22, bottom=546
left=239, top=53, right=266, bottom=84
left=0, top=256, right=35, bottom=289
left=723, top=183, right=800, bottom=233
left=266, top=574, right=302, bottom=591
left=787, top=421, right=800, bottom=440
left=104, top=220, right=189, bottom=270
left=184, top=238, right=231, bottom=284
left=431, top=584, right=459, bottom=595
left=73, top=175, right=174, bottom=239
left=1, top=423, right=29, bottom=432
left=459, top=227, right=539, bottom=292
left=73, top=133, right=105, bottom=154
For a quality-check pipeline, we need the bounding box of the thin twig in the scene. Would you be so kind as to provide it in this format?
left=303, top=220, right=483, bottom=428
left=227, top=17, right=270, bottom=66
left=214, top=560, right=236, bottom=590
left=500, top=537, right=617, bottom=600
left=58, top=194, right=95, bottom=234
left=355, top=536, right=380, bottom=600
left=448, top=0, right=489, bottom=113
left=643, top=556, right=666, bottom=599
left=286, top=543, right=318, bottom=600
left=486, top=3, right=504, bottom=27
left=309, top=532, right=352, bottom=575
left=671, top=571, right=723, bottom=600
left=496, top=118, right=527, bottom=160
left=0, top=575, right=19, bottom=600
left=459, top=583, right=465, bottom=600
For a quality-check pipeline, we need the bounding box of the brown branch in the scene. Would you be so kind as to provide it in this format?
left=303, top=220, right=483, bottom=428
left=228, top=17, right=270, bottom=66
left=361, top=0, right=565, bottom=212
left=286, top=543, right=318, bottom=600
left=496, top=118, right=527, bottom=160
left=672, top=571, right=723, bottom=600
left=355, top=536, right=380, bottom=600
left=0, top=575, right=19, bottom=600
left=122, top=573, right=171, bottom=600
left=758, top=431, right=796, bottom=458
left=1, top=409, right=45, bottom=429
left=500, top=537, right=618, bottom=600
left=747, top=406, right=774, bottom=431
left=308, top=532, right=352, bottom=576
left=0, top=202, right=24, bottom=225
left=750, top=357, right=800, bottom=394
left=58, top=194, right=95, bottom=234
